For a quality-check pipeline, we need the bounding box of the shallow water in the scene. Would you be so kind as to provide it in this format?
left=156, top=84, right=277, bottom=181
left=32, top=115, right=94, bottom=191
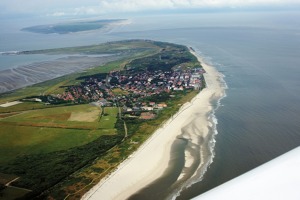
left=128, top=138, right=187, bottom=200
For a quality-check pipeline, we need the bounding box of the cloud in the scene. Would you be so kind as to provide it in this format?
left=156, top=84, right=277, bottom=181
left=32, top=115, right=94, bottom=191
left=1, top=0, right=299, bottom=17
left=47, top=7, right=101, bottom=17
left=50, top=0, right=300, bottom=16
left=97, top=0, right=300, bottom=12
left=51, top=12, right=66, bottom=17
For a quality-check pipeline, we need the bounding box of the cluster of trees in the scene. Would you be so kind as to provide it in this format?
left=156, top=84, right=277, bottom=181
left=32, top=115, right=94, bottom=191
left=0, top=134, right=123, bottom=199
left=22, top=95, right=69, bottom=105
left=126, top=42, right=197, bottom=72
left=76, top=72, right=107, bottom=81
left=145, top=91, right=171, bottom=102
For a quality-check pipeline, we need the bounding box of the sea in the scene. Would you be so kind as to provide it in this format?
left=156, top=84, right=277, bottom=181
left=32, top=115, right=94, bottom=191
left=1, top=10, right=300, bottom=199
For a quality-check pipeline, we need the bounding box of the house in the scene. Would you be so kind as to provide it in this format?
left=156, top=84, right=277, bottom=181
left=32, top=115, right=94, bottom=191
left=149, top=102, right=155, bottom=106
left=141, top=106, right=154, bottom=111
left=98, top=99, right=111, bottom=106
left=132, top=107, right=141, bottom=111
left=157, top=103, right=167, bottom=108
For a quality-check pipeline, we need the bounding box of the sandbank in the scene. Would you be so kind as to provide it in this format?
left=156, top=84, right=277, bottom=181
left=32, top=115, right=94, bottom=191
left=0, top=55, right=119, bottom=94
left=82, top=50, right=225, bottom=200
left=0, top=101, right=22, bottom=107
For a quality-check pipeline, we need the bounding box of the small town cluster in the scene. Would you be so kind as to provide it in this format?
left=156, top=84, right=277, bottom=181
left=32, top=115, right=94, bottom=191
left=53, top=67, right=205, bottom=119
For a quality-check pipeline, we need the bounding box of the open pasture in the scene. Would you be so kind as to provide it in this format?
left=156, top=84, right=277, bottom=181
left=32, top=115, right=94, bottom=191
left=0, top=125, right=107, bottom=164
left=0, top=105, right=119, bottom=164
left=1, top=104, right=101, bottom=129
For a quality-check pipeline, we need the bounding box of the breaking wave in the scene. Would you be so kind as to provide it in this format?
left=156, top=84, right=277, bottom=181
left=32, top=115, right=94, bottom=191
left=168, top=51, right=227, bottom=200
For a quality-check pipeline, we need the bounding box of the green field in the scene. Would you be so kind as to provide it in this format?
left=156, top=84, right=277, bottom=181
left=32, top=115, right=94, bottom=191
left=0, top=127, right=101, bottom=164
left=0, top=105, right=119, bottom=164
left=1, top=104, right=101, bottom=129
left=0, top=105, right=121, bottom=197
left=0, top=40, right=203, bottom=199
left=0, top=40, right=158, bottom=199
left=100, top=107, right=119, bottom=129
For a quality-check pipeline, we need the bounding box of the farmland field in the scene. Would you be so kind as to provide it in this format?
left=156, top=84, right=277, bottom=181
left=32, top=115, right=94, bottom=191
left=0, top=40, right=200, bottom=199
left=0, top=40, right=158, bottom=199
left=1, top=104, right=100, bottom=126
left=0, top=105, right=119, bottom=164
left=0, top=104, right=121, bottom=197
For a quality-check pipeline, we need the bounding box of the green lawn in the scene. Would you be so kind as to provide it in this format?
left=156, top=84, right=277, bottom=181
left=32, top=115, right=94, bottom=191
left=100, top=107, right=119, bottom=129
left=0, top=125, right=104, bottom=164
left=112, top=88, right=129, bottom=96
left=1, top=104, right=101, bottom=129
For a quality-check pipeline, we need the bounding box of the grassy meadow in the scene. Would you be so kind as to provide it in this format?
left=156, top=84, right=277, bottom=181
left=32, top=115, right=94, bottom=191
left=0, top=40, right=158, bottom=199
left=0, top=105, right=121, bottom=198
left=0, top=40, right=203, bottom=199
left=2, top=104, right=101, bottom=129
left=0, top=105, right=120, bottom=164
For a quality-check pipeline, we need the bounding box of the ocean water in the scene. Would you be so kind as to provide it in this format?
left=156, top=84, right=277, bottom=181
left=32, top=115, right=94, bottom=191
left=110, top=13, right=300, bottom=198
left=1, top=11, right=300, bottom=199
left=175, top=27, right=300, bottom=199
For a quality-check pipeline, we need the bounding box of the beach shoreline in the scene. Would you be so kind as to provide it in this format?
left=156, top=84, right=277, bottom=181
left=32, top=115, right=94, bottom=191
left=82, top=50, right=225, bottom=200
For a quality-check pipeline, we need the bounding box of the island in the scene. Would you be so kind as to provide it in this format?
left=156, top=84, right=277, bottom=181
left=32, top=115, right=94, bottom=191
left=21, top=19, right=128, bottom=34
left=0, top=40, right=211, bottom=199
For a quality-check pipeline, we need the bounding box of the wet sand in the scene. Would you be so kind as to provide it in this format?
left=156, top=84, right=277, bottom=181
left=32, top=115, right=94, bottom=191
left=82, top=51, right=226, bottom=200
left=0, top=55, right=120, bottom=94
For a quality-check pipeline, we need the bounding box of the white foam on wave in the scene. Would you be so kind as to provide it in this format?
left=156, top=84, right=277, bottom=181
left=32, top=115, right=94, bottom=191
left=0, top=51, right=20, bottom=55
left=169, top=48, right=228, bottom=200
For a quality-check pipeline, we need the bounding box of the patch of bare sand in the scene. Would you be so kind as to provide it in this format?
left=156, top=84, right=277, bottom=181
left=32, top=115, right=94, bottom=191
left=68, top=110, right=100, bottom=122
left=82, top=50, right=225, bottom=200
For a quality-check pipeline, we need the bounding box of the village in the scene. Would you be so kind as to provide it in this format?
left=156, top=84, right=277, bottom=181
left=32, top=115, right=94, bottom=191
left=0, top=41, right=211, bottom=200
left=51, top=67, right=205, bottom=119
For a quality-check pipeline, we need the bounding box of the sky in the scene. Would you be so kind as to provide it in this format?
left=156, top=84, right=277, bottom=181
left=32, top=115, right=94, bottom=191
left=0, top=0, right=299, bottom=19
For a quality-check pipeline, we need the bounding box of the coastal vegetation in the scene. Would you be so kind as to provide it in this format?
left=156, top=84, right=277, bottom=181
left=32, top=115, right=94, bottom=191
left=0, top=40, right=159, bottom=104
left=21, top=19, right=127, bottom=34
left=0, top=40, right=204, bottom=199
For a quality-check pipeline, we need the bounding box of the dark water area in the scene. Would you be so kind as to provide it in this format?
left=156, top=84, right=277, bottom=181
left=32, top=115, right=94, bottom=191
left=178, top=81, right=300, bottom=199
left=112, top=20, right=300, bottom=198
left=1, top=11, right=300, bottom=199
left=174, top=27, right=300, bottom=199
left=128, top=138, right=188, bottom=200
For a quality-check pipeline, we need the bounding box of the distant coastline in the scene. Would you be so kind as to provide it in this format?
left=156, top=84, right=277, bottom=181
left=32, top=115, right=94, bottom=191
left=21, top=19, right=129, bottom=34
left=0, top=54, right=119, bottom=94
left=0, top=40, right=151, bottom=95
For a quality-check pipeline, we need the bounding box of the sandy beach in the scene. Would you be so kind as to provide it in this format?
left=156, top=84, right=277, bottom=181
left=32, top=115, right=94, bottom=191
left=82, top=51, right=225, bottom=200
